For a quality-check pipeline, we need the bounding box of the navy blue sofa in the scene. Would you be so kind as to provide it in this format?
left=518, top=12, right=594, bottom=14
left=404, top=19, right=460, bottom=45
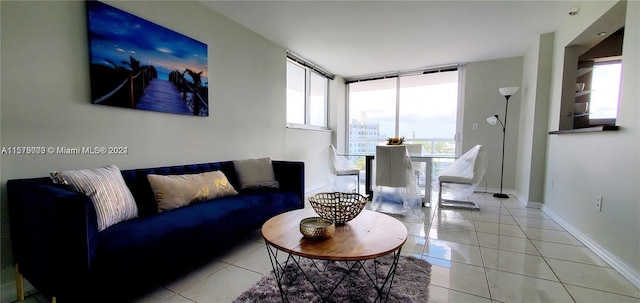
left=8, top=160, right=304, bottom=302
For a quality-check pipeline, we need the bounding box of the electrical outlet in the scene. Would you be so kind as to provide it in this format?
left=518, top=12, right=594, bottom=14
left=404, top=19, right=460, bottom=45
left=473, top=123, right=478, bottom=130
left=596, top=196, right=603, bottom=211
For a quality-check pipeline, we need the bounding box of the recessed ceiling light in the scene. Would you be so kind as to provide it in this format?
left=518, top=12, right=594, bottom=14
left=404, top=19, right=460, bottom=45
left=597, top=32, right=607, bottom=36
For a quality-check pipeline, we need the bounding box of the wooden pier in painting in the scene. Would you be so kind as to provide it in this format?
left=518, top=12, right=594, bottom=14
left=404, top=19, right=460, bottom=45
left=136, top=79, right=191, bottom=115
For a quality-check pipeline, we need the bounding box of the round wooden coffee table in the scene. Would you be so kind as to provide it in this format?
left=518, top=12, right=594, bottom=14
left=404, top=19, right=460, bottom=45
left=262, top=208, right=408, bottom=302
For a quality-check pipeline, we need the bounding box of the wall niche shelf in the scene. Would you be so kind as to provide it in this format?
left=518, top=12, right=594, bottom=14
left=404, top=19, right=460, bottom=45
left=549, top=125, right=619, bottom=135
left=576, top=67, right=594, bottom=77
left=557, top=1, right=625, bottom=131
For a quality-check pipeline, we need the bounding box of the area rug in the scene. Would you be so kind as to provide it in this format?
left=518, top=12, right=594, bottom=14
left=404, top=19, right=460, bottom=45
left=233, top=254, right=431, bottom=303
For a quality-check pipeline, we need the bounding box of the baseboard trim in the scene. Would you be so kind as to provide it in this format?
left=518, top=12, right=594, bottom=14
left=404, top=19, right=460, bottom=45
left=524, top=200, right=543, bottom=208
left=541, top=205, right=640, bottom=290
left=512, top=191, right=543, bottom=209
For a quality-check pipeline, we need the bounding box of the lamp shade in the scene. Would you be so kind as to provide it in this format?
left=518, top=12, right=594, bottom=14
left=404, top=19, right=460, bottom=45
left=499, top=87, right=519, bottom=96
left=486, top=116, right=498, bottom=125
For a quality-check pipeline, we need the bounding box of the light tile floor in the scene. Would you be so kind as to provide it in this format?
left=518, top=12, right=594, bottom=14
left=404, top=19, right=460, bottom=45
left=19, top=193, right=640, bottom=303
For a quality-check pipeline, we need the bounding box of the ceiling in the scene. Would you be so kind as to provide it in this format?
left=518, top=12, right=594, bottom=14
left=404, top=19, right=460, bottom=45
left=202, top=1, right=580, bottom=79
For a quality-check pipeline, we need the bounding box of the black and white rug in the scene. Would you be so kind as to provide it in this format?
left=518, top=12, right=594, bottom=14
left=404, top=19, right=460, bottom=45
left=233, top=254, right=431, bottom=303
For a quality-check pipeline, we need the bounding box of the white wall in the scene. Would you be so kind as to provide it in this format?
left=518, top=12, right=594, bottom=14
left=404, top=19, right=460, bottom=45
left=0, top=0, right=334, bottom=293
left=544, top=0, right=639, bottom=277
left=515, top=32, right=553, bottom=206
left=462, top=58, right=523, bottom=193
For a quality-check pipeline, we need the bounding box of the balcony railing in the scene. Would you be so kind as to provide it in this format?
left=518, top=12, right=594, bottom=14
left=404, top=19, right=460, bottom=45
left=344, top=138, right=457, bottom=195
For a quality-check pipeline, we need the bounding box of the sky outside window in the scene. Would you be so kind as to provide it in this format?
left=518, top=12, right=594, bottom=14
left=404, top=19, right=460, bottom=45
left=590, top=62, right=621, bottom=119
left=399, top=72, right=458, bottom=139
left=349, top=72, right=458, bottom=139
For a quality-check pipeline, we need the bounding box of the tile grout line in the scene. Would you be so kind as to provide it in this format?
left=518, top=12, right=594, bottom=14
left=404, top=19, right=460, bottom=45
left=428, top=202, right=495, bottom=301
left=475, top=198, right=504, bottom=302
left=505, top=202, right=578, bottom=303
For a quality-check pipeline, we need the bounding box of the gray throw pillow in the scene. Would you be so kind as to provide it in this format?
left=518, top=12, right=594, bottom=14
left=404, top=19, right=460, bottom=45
left=233, top=157, right=280, bottom=190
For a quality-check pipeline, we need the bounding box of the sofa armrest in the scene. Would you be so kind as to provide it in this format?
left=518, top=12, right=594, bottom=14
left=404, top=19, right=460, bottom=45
left=272, top=161, right=305, bottom=207
left=8, top=178, right=99, bottom=297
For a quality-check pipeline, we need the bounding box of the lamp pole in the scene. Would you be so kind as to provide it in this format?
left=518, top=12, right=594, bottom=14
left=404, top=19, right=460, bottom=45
left=494, top=94, right=510, bottom=199
left=492, top=87, right=518, bottom=199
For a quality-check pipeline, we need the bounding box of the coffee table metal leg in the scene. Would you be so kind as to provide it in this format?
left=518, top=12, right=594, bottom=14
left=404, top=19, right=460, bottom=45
left=265, top=241, right=402, bottom=303
left=377, top=248, right=402, bottom=302
left=354, top=248, right=402, bottom=302
left=264, top=242, right=287, bottom=303
left=299, top=258, right=364, bottom=300
left=266, top=242, right=310, bottom=303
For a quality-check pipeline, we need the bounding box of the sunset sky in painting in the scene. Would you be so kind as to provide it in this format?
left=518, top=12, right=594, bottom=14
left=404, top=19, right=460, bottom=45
left=86, top=1, right=208, bottom=84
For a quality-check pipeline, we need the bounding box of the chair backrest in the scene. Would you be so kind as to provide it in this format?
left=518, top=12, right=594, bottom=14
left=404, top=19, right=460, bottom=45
left=329, top=145, right=339, bottom=173
left=469, top=145, right=488, bottom=184
left=329, top=145, right=358, bottom=174
left=439, top=145, right=487, bottom=184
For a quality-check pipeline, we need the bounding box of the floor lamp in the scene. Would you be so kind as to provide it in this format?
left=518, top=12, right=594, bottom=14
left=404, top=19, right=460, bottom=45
left=486, top=87, right=518, bottom=199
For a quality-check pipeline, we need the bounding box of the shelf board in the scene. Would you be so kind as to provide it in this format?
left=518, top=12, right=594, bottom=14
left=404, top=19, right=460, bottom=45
left=549, top=125, right=619, bottom=135
left=575, top=90, right=592, bottom=97
left=577, top=67, right=594, bottom=77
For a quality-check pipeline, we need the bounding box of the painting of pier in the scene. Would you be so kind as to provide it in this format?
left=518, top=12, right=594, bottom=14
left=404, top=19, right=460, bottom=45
left=86, top=1, right=208, bottom=116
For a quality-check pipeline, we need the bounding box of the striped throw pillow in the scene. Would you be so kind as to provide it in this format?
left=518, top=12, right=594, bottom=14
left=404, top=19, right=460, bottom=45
left=51, top=165, right=138, bottom=231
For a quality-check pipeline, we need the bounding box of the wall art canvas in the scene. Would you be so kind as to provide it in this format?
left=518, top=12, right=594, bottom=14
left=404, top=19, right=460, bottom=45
left=86, top=1, right=209, bottom=116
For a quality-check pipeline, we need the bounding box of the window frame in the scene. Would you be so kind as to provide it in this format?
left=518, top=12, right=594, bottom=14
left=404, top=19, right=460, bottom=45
left=286, top=59, right=329, bottom=130
left=345, top=68, right=461, bottom=156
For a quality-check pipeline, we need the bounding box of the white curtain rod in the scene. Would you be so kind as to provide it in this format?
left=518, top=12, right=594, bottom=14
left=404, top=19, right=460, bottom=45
left=286, top=50, right=335, bottom=80
left=344, top=63, right=463, bottom=84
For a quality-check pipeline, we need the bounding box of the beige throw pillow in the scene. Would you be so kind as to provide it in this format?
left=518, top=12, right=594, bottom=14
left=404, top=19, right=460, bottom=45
left=50, top=165, right=138, bottom=231
left=147, top=170, right=237, bottom=212
left=233, top=157, right=280, bottom=190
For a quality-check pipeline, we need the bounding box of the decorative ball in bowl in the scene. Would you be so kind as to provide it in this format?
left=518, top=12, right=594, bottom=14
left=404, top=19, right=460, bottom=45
left=300, top=217, right=335, bottom=240
left=308, top=192, right=368, bottom=224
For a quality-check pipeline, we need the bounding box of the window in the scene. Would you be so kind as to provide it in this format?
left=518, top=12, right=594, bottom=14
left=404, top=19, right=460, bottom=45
left=348, top=77, right=397, bottom=147
left=589, top=61, right=621, bottom=121
left=309, top=72, right=328, bottom=126
left=347, top=69, right=460, bottom=156
left=286, top=61, right=305, bottom=124
left=286, top=59, right=329, bottom=128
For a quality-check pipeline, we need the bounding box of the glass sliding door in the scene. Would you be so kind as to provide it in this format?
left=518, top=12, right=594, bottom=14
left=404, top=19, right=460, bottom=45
left=347, top=69, right=460, bottom=194
left=348, top=70, right=459, bottom=156
left=398, top=71, right=458, bottom=156
left=348, top=77, right=398, bottom=155
left=397, top=71, right=459, bottom=189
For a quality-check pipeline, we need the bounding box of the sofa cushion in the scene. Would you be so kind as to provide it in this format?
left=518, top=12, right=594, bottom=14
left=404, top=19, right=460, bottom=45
left=92, top=190, right=301, bottom=282
left=233, top=157, right=279, bottom=190
left=147, top=171, right=238, bottom=212
left=50, top=165, right=138, bottom=231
